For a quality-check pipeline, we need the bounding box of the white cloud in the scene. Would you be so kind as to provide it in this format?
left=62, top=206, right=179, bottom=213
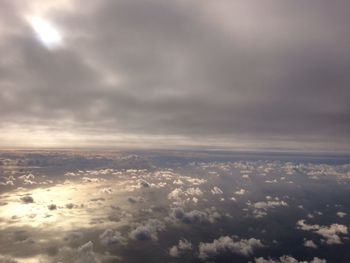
left=168, top=187, right=203, bottom=205
left=76, top=241, right=101, bottom=263
left=82, top=177, right=103, bottom=183
left=250, top=199, right=288, bottom=218
left=303, top=239, right=317, bottom=249
left=186, top=178, right=207, bottom=185
left=253, top=200, right=288, bottom=210
left=186, top=187, right=203, bottom=196
left=198, top=236, right=263, bottom=259
left=173, top=179, right=184, bottom=185
left=211, top=186, right=223, bottom=195
left=99, top=229, right=126, bottom=246
left=169, top=239, right=193, bottom=257
left=100, top=187, right=113, bottom=194
left=297, top=220, right=348, bottom=244
left=235, top=188, right=246, bottom=195
left=255, top=255, right=326, bottom=263
left=336, top=212, right=346, bottom=218
left=170, top=207, right=221, bottom=224
left=168, top=188, right=185, bottom=202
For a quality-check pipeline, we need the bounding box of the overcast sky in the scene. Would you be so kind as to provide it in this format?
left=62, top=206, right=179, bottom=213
left=0, top=0, right=349, bottom=151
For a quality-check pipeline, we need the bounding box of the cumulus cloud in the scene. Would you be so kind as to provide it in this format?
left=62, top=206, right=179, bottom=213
left=82, top=177, right=103, bottom=183
left=198, top=236, right=263, bottom=260
left=170, top=207, right=220, bottom=224
left=76, top=241, right=101, bottom=263
left=169, top=239, right=193, bottom=257
left=168, top=187, right=203, bottom=205
left=249, top=198, right=288, bottom=218
left=100, top=187, right=113, bottom=194
left=211, top=186, right=223, bottom=195
left=235, top=189, right=246, bottom=195
left=255, top=255, right=326, bottom=263
left=99, top=229, right=126, bottom=246
left=186, top=178, right=207, bottom=186
left=336, top=212, right=347, bottom=218
left=186, top=187, right=203, bottom=196
left=173, top=179, right=184, bottom=185
left=129, top=219, right=165, bottom=241
left=297, top=220, right=348, bottom=244
left=303, top=239, right=317, bottom=249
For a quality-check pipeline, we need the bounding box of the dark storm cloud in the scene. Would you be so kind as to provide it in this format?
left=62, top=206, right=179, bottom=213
left=1, top=0, right=350, bottom=150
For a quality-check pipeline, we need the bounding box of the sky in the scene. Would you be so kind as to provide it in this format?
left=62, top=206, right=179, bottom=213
left=0, top=0, right=349, bottom=151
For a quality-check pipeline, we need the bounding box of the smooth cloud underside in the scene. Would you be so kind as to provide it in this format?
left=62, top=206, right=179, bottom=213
left=0, top=0, right=350, bottom=150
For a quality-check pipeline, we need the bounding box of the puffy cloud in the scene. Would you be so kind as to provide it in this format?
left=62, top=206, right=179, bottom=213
left=211, top=186, right=223, bottom=195
left=0, top=180, right=14, bottom=186
left=19, top=173, right=35, bottom=180
left=255, top=256, right=326, bottom=263
left=186, top=187, right=203, bottom=196
left=235, top=189, right=246, bottom=195
left=20, top=195, right=34, bottom=203
left=76, top=241, right=101, bottom=263
left=100, top=187, right=113, bottom=194
left=169, top=239, right=193, bottom=257
left=168, top=188, right=184, bottom=201
left=173, top=179, right=184, bottom=185
left=129, top=219, right=165, bottom=241
left=249, top=198, right=288, bottom=218
left=253, top=200, right=288, bottom=210
left=65, top=172, right=77, bottom=177
left=303, top=239, right=317, bottom=249
left=336, top=212, right=347, bottom=218
left=186, top=178, right=207, bottom=186
left=297, top=220, right=348, bottom=244
left=170, top=207, right=220, bottom=224
left=198, top=236, right=263, bottom=260
left=99, top=229, right=126, bottom=246
left=82, top=177, right=102, bottom=183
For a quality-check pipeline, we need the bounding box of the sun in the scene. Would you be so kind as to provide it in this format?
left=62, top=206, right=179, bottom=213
left=29, top=17, right=63, bottom=49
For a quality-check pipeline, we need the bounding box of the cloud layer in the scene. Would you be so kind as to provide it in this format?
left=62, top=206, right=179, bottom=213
left=1, top=0, right=350, bottom=150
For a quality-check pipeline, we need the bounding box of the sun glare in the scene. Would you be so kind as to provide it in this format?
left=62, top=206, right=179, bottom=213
left=29, top=17, right=63, bottom=48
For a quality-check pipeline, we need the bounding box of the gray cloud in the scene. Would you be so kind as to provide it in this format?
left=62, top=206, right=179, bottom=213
left=129, top=219, right=165, bottom=241
left=169, top=239, right=193, bottom=258
left=99, top=229, right=126, bottom=246
left=20, top=195, right=34, bottom=203
left=170, top=207, right=221, bottom=224
left=76, top=241, right=101, bottom=263
left=0, top=0, right=350, bottom=151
